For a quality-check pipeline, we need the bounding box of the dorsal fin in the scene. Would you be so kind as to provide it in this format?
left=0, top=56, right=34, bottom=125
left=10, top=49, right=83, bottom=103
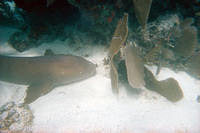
left=44, top=49, right=55, bottom=56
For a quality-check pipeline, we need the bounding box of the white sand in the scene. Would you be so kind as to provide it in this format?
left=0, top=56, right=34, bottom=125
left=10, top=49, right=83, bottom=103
left=0, top=27, right=200, bottom=133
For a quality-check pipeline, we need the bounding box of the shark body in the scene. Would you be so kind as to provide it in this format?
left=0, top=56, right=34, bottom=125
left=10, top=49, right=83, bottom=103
left=0, top=52, right=96, bottom=104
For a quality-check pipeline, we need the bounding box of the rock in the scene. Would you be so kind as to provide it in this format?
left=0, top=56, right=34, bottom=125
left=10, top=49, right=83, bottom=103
left=0, top=102, right=33, bottom=133
left=8, top=31, right=32, bottom=52
left=0, top=0, right=25, bottom=27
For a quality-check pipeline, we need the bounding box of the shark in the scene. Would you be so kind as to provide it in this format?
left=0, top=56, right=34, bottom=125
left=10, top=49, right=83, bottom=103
left=0, top=50, right=96, bottom=104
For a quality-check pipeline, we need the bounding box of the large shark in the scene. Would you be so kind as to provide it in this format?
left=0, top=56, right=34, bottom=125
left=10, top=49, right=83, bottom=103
left=0, top=50, right=96, bottom=104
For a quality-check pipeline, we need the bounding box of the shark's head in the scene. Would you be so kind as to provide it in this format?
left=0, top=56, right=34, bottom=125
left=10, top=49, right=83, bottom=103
left=50, top=55, right=96, bottom=86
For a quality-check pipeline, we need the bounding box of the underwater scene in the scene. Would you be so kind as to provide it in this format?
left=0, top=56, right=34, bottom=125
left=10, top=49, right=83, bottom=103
left=0, top=0, right=200, bottom=132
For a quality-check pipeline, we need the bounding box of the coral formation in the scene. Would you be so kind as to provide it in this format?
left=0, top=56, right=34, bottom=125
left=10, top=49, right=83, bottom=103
left=8, top=31, right=31, bottom=52
left=173, top=18, right=198, bottom=58
left=2, top=0, right=199, bottom=104
left=0, top=102, right=33, bottom=133
left=0, top=0, right=25, bottom=27
left=108, top=13, right=185, bottom=102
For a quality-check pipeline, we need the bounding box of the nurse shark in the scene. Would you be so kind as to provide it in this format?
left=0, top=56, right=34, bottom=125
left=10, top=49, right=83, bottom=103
left=0, top=50, right=96, bottom=104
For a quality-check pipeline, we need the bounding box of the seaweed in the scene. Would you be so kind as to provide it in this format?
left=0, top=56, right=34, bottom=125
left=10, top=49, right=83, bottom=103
left=109, top=13, right=128, bottom=59
left=109, top=13, right=128, bottom=93
left=110, top=60, right=119, bottom=93
left=133, top=0, right=152, bottom=29
left=144, top=67, right=184, bottom=102
left=124, top=43, right=145, bottom=88
left=107, top=12, right=186, bottom=102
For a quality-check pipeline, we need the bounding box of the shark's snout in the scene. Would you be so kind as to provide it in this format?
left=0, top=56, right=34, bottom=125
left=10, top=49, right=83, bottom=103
left=83, top=61, right=96, bottom=77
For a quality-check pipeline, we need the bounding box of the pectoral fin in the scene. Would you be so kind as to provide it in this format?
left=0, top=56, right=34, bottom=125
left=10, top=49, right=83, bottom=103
left=24, top=82, right=54, bottom=104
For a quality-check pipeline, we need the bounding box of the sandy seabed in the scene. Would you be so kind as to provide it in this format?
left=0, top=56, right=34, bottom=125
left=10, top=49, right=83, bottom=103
left=0, top=26, right=200, bottom=133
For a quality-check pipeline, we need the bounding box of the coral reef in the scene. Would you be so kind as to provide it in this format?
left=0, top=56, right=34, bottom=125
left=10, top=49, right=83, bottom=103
left=130, top=14, right=199, bottom=76
left=6, top=0, right=79, bottom=52
left=8, top=31, right=31, bottom=52
left=1, top=0, right=199, bottom=103
left=8, top=22, right=67, bottom=52
left=173, top=18, right=198, bottom=58
left=0, top=0, right=25, bottom=27
left=108, top=13, right=185, bottom=102
left=2, top=0, right=199, bottom=53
